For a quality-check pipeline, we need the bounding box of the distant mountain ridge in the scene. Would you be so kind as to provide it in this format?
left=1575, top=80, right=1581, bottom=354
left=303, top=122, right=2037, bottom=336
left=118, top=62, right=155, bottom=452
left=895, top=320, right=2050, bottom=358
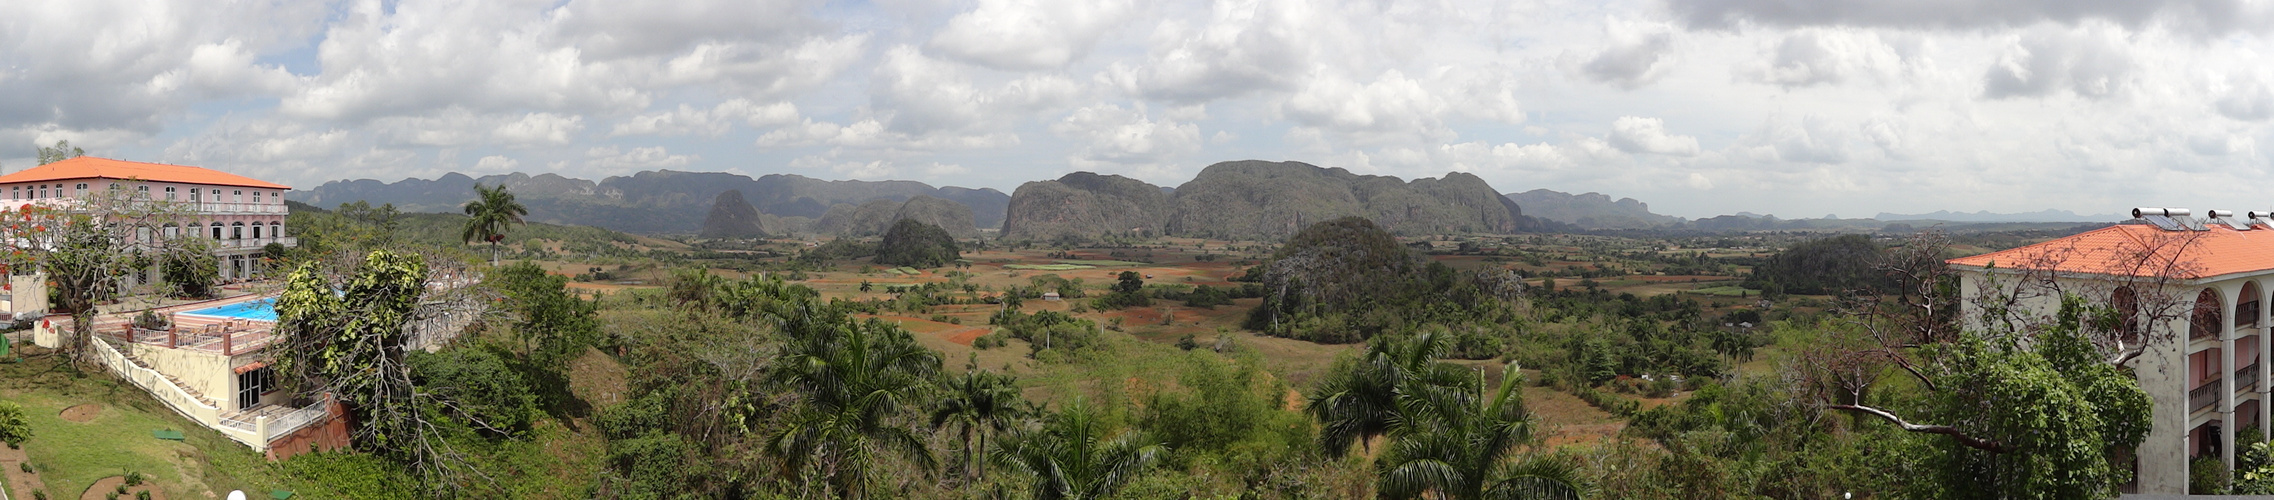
left=1874, top=209, right=2124, bottom=223
left=296, top=170, right=1009, bottom=235
left=1501, top=189, right=1683, bottom=229
left=1000, top=160, right=1548, bottom=241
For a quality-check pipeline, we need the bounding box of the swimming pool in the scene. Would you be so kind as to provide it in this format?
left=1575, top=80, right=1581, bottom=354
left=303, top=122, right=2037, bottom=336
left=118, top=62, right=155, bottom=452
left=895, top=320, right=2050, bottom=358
left=180, top=299, right=278, bottom=322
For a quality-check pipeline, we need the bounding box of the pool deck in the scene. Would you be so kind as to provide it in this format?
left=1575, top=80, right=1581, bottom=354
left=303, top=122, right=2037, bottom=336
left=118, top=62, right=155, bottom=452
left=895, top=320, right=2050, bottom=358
left=49, top=284, right=286, bottom=356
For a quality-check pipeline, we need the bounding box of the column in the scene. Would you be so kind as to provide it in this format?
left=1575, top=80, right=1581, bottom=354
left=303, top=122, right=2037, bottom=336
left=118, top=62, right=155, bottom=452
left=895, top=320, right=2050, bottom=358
left=2225, top=283, right=2241, bottom=470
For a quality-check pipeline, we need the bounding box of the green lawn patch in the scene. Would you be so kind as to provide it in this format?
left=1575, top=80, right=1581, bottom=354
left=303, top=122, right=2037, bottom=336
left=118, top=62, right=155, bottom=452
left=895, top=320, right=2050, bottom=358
left=1055, top=260, right=1147, bottom=267
left=1004, top=264, right=1096, bottom=271
left=1682, top=285, right=1755, bottom=297
left=0, top=350, right=286, bottom=499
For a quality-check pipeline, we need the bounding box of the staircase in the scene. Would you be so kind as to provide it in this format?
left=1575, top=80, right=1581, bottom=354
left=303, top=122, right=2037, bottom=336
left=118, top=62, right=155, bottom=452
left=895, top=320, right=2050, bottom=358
left=116, top=349, right=218, bottom=408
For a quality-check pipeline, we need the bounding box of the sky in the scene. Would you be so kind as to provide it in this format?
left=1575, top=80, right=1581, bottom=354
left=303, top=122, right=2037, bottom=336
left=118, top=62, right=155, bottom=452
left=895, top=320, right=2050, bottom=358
left=3, top=0, right=2273, bottom=219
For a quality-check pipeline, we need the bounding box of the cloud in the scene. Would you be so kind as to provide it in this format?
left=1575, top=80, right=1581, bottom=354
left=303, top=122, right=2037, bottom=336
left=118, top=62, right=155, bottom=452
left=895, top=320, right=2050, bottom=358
left=928, top=0, right=1137, bottom=70
left=475, top=155, right=521, bottom=172
left=870, top=46, right=1078, bottom=137
left=1982, top=25, right=2136, bottom=100
left=1105, top=0, right=1316, bottom=103
left=1666, top=0, right=2274, bottom=35
left=2217, top=75, right=2274, bottom=121
left=586, top=145, right=696, bottom=171
left=0, top=0, right=325, bottom=136
left=1050, top=103, right=1201, bottom=169
left=1607, top=116, right=1700, bottom=156
left=1579, top=19, right=1675, bottom=89
left=1739, top=29, right=1908, bottom=88
left=611, top=99, right=799, bottom=137
left=1281, top=70, right=1454, bottom=145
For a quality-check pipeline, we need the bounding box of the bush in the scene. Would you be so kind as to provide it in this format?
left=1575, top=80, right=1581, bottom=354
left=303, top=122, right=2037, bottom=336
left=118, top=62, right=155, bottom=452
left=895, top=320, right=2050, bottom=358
left=406, top=346, right=541, bottom=436
left=136, top=491, right=151, bottom=500
left=280, top=452, right=418, bottom=500
left=2195, top=456, right=2232, bottom=494
left=17, top=461, right=28, bottom=473
left=132, top=310, right=170, bottom=330
left=125, top=470, right=144, bottom=486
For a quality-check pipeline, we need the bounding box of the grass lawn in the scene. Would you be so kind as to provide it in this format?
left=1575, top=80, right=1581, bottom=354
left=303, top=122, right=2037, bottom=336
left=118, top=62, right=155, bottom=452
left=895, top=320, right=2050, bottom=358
left=1682, top=285, right=1755, bottom=297
left=1054, top=259, right=1149, bottom=267
left=0, top=346, right=287, bottom=500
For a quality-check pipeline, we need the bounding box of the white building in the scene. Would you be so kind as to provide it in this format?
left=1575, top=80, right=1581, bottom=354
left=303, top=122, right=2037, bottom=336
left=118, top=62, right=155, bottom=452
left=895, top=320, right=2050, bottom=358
left=0, top=156, right=294, bottom=283
left=1948, top=214, right=2274, bottom=494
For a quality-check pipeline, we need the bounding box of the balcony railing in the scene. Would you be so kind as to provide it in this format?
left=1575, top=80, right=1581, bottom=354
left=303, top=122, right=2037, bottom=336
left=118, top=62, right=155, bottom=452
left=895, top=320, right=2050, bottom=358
left=2242, top=363, right=2262, bottom=394
left=194, top=203, right=287, bottom=215
left=212, top=237, right=296, bottom=249
left=2194, top=380, right=2222, bottom=414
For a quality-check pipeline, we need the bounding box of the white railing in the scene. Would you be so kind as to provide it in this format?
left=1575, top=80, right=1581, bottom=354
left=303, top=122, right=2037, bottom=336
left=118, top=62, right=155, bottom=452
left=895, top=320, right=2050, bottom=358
left=211, top=237, right=297, bottom=249
left=90, top=339, right=266, bottom=448
left=195, top=203, right=287, bottom=215
left=265, top=400, right=330, bottom=440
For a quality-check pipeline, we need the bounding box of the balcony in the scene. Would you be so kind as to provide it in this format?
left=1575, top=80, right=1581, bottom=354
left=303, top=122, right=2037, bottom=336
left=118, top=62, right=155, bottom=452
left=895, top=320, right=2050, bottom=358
left=2242, top=363, right=2262, bottom=395
left=212, top=237, right=296, bottom=249
left=2195, top=380, right=2222, bottom=415
left=193, top=203, right=287, bottom=215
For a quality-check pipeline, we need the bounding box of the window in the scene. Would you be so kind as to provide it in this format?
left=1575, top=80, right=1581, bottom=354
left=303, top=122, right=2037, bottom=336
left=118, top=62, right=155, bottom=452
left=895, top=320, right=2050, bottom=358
left=233, top=190, right=242, bottom=203
left=211, top=224, right=222, bottom=239
left=136, top=185, right=147, bottom=193
left=252, top=191, right=260, bottom=203
left=74, top=183, right=86, bottom=191
left=231, top=223, right=243, bottom=239
left=251, top=225, right=261, bottom=239
left=164, top=186, right=176, bottom=200
left=237, top=367, right=275, bottom=411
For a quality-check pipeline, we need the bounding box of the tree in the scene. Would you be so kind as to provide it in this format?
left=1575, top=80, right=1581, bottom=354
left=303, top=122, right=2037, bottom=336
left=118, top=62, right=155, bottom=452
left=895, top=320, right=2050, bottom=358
left=992, top=399, right=1165, bottom=500
left=460, top=183, right=528, bottom=265
left=930, top=364, right=1025, bottom=481
left=271, top=251, right=492, bottom=490
left=36, top=140, right=84, bottom=165
left=489, top=262, right=599, bottom=364
left=0, top=401, right=30, bottom=447
left=1376, top=363, right=1582, bottom=500
left=32, top=184, right=200, bottom=364
left=765, top=302, right=943, bottom=498
left=1114, top=271, right=1143, bottom=294
left=1305, top=330, right=1475, bottom=458
left=1807, top=231, right=2162, bottom=498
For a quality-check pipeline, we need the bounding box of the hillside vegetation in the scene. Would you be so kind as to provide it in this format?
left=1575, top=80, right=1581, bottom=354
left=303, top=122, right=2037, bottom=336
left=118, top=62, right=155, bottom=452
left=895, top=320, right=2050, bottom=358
left=1002, top=160, right=1543, bottom=243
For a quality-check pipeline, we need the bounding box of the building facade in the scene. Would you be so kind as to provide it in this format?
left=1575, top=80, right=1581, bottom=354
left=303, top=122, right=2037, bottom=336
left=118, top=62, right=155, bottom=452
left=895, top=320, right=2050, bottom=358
left=1948, top=219, right=2274, bottom=494
left=0, top=156, right=294, bottom=280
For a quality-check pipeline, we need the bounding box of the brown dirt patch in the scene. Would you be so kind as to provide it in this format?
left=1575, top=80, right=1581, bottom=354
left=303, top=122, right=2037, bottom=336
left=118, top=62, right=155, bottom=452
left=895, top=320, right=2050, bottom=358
left=0, top=444, right=46, bottom=500
left=81, top=476, right=166, bottom=500
left=942, top=327, right=990, bottom=346
left=59, top=403, right=100, bottom=423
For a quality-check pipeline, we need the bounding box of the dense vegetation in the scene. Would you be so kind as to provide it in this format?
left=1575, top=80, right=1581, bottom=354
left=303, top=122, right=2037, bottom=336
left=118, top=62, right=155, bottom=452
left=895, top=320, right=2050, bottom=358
left=874, top=218, right=962, bottom=268
left=1245, top=217, right=1522, bottom=356
left=1740, top=234, right=1887, bottom=296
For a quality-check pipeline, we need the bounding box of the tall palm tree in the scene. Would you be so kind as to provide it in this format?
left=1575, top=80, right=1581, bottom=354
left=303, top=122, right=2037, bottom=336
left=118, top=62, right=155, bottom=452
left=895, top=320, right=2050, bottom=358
left=1306, top=330, right=1476, bottom=458
left=1376, top=362, right=1584, bottom=500
left=992, top=399, right=1165, bottom=500
left=931, top=367, right=1025, bottom=480
left=766, top=303, right=942, bottom=498
left=460, top=183, right=528, bottom=265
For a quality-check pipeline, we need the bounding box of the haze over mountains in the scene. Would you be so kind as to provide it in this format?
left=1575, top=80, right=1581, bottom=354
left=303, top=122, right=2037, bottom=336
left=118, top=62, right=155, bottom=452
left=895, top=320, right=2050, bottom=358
left=299, top=160, right=2118, bottom=240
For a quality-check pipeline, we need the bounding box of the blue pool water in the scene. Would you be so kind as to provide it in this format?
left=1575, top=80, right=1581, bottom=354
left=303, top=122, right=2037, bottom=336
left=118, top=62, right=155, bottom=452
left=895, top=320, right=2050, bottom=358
left=180, top=299, right=278, bottom=322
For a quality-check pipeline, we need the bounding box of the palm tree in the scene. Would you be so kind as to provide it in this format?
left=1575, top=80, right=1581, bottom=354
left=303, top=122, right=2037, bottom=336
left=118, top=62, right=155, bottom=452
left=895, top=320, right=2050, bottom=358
left=766, top=303, right=943, bottom=498
left=1306, top=330, right=1476, bottom=458
left=460, top=183, right=528, bottom=265
left=992, top=399, right=1165, bottom=500
left=1376, top=362, right=1584, bottom=500
left=931, top=366, right=1025, bottom=480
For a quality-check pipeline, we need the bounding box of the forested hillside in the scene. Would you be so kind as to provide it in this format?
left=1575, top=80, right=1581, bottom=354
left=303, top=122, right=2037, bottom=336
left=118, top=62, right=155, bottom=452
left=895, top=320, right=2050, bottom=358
left=298, top=170, right=1009, bottom=235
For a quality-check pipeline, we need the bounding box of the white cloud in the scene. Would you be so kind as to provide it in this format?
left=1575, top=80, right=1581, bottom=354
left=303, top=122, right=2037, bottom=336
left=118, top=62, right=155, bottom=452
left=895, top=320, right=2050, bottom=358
left=1982, top=24, right=2137, bottom=100
left=929, top=0, right=1138, bottom=70
left=475, top=155, right=521, bottom=172
left=1606, top=116, right=1700, bottom=156
left=1579, top=18, right=1676, bottom=89
left=1281, top=70, right=1453, bottom=145
left=586, top=146, right=696, bottom=171
left=1051, top=103, right=1202, bottom=169
left=612, top=100, right=799, bottom=137
left=2217, top=75, right=2274, bottom=121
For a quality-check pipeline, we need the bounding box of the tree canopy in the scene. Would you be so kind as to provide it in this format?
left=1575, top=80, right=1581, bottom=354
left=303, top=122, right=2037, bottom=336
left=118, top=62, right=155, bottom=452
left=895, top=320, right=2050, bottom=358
left=873, top=218, right=960, bottom=268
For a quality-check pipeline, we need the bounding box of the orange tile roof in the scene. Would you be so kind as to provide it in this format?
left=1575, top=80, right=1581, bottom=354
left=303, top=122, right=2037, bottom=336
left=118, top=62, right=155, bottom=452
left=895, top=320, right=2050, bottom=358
left=0, top=157, right=289, bottom=190
left=1947, top=223, right=2274, bottom=280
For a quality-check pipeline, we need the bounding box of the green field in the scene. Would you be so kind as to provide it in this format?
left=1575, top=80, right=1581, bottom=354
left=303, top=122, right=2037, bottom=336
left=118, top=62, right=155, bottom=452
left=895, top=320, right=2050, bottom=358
left=1004, top=264, right=1097, bottom=271
left=1682, top=285, right=1755, bottom=297
left=1054, top=259, right=1149, bottom=267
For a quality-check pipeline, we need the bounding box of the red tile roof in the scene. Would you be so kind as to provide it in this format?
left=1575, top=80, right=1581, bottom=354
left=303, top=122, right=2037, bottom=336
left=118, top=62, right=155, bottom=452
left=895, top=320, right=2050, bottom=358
left=1946, top=224, right=2274, bottom=280
left=0, top=157, right=289, bottom=190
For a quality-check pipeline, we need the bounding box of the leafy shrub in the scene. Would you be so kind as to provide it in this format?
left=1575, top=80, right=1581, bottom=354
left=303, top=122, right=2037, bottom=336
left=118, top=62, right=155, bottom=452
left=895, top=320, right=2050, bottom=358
left=17, top=461, right=27, bottom=473
left=124, top=471, right=144, bottom=486
left=280, top=452, right=418, bottom=500
left=407, top=346, right=541, bottom=436
left=132, top=310, right=170, bottom=330
left=2195, top=456, right=2231, bottom=494
left=136, top=491, right=150, bottom=500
